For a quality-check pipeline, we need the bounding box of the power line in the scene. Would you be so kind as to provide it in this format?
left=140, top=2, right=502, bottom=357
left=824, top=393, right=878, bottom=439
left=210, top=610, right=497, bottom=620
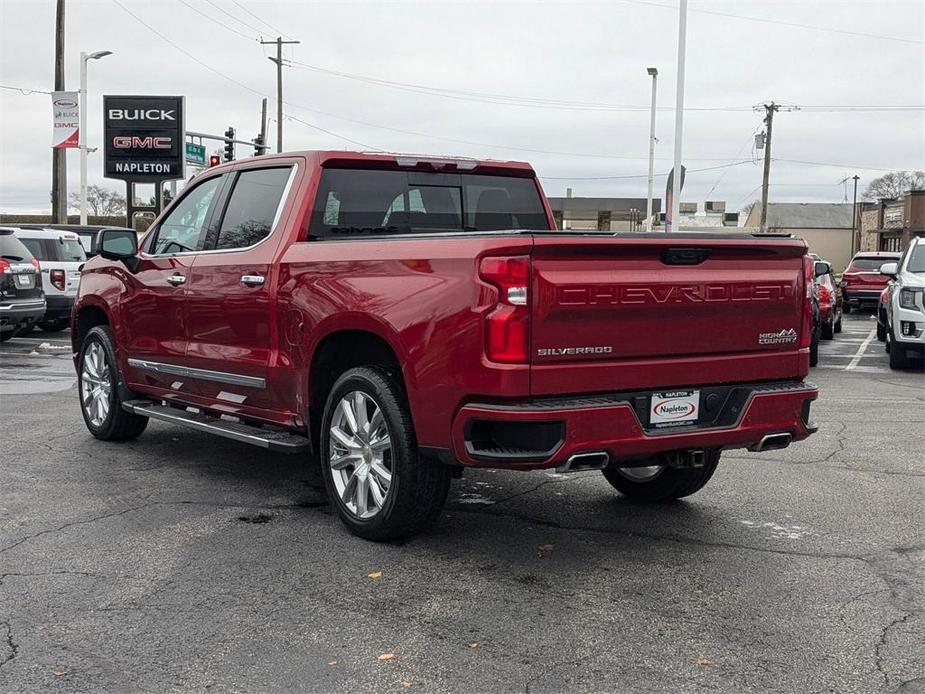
left=0, top=84, right=52, bottom=95
left=283, top=114, right=381, bottom=151
left=202, top=0, right=263, bottom=35
left=231, top=0, right=292, bottom=40
left=541, top=160, right=753, bottom=181
left=615, top=0, right=924, bottom=45
left=176, top=0, right=257, bottom=41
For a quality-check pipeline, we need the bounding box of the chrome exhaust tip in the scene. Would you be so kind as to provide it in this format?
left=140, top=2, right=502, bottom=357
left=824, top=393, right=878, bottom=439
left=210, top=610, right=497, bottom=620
left=556, top=451, right=610, bottom=473
left=749, top=432, right=793, bottom=453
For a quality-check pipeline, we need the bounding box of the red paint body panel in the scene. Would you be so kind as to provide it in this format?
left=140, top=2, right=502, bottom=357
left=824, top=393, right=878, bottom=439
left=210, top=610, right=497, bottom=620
left=73, top=150, right=818, bottom=467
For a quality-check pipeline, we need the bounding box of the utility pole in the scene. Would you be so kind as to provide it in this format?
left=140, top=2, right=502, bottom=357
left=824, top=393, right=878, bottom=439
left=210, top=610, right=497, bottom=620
left=758, top=102, right=778, bottom=233
left=669, top=0, right=688, bottom=233
left=260, top=97, right=268, bottom=151
left=51, top=0, right=66, bottom=223
left=645, top=67, right=658, bottom=231
left=842, top=174, right=861, bottom=254
left=260, top=37, right=300, bottom=153
left=756, top=102, right=798, bottom=232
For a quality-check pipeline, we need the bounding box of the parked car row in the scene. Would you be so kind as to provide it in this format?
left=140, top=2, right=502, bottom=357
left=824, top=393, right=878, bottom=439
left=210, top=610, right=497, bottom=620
left=0, top=224, right=131, bottom=340
left=807, top=256, right=843, bottom=367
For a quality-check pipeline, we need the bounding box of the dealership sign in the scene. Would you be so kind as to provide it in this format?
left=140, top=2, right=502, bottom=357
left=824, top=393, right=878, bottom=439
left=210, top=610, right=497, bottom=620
left=103, top=95, right=185, bottom=181
left=51, top=91, right=79, bottom=149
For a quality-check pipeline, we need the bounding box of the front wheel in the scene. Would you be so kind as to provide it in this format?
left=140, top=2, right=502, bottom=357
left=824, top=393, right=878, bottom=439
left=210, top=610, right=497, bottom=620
left=320, top=366, right=451, bottom=541
left=602, top=450, right=720, bottom=501
left=78, top=326, right=148, bottom=440
left=888, top=329, right=911, bottom=370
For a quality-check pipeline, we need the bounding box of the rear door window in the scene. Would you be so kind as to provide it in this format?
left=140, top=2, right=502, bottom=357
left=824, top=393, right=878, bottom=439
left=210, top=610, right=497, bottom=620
left=212, top=167, right=292, bottom=250
left=308, top=168, right=548, bottom=239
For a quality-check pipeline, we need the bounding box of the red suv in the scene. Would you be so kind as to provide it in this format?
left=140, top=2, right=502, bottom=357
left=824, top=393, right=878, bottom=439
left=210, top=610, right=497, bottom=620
left=72, top=151, right=819, bottom=540
left=842, top=251, right=900, bottom=312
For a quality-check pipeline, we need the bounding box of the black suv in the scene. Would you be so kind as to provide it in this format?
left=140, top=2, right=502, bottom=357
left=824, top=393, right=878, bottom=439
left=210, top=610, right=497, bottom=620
left=0, top=228, right=45, bottom=342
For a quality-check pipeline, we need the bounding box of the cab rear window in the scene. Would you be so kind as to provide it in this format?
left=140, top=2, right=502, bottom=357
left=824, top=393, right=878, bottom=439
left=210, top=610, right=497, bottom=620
left=849, top=257, right=897, bottom=271
left=308, top=168, right=548, bottom=240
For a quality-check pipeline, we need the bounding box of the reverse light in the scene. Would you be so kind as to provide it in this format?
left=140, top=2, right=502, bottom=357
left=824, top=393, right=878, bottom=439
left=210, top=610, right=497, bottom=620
left=50, top=268, right=66, bottom=291
left=479, top=255, right=530, bottom=363
left=800, top=256, right=814, bottom=350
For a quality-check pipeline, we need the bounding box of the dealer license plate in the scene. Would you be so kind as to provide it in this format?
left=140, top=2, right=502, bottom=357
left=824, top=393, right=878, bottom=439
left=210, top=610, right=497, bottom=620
left=650, top=390, right=700, bottom=428
left=14, top=274, right=34, bottom=289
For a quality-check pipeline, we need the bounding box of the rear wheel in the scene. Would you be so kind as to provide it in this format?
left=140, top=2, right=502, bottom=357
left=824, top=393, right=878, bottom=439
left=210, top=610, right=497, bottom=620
left=834, top=314, right=842, bottom=333
left=821, top=318, right=834, bottom=340
left=78, top=326, right=148, bottom=440
left=602, top=450, right=720, bottom=501
left=844, top=302, right=852, bottom=315
left=809, top=331, right=819, bottom=366
left=320, top=366, right=451, bottom=541
left=0, top=331, right=12, bottom=343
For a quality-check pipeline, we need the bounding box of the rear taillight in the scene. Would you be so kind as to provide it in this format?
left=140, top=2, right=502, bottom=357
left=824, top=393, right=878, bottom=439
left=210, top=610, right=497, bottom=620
left=817, top=284, right=831, bottom=304
left=800, top=256, right=813, bottom=349
left=0, top=259, right=9, bottom=274
left=50, top=268, right=66, bottom=291
left=479, top=255, right=530, bottom=363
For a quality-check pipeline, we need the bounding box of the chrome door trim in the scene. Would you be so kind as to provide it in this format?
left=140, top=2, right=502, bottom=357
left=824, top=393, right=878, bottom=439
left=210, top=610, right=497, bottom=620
left=240, top=274, right=266, bottom=286
left=127, top=358, right=266, bottom=389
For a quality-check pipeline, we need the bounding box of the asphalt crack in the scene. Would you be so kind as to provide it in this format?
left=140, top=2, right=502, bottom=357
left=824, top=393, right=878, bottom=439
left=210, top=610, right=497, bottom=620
left=0, top=621, right=17, bottom=671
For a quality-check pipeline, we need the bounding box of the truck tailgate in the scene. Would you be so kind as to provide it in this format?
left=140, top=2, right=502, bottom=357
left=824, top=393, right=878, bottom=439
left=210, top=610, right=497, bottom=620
left=529, top=233, right=809, bottom=396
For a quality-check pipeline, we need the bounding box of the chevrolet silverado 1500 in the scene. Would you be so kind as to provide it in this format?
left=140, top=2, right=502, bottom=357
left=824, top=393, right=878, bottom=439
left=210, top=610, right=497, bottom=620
left=72, top=151, right=818, bottom=540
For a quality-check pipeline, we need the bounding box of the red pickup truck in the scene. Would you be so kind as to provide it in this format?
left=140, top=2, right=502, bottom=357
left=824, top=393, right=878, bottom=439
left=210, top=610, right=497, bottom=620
left=73, top=151, right=818, bottom=540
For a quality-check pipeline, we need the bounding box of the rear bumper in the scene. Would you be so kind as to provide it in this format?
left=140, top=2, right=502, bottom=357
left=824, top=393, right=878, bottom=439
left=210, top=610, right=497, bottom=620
left=44, top=295, right=74, bottom=320
left=844, top=289, right=882, bottom=303
left=450, top=380, right=818, bottom=470
left=0, top=299, right=46, bottom=332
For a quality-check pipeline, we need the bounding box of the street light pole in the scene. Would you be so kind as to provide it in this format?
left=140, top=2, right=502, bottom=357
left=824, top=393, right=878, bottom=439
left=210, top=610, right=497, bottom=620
left=670, top=0, right=688, bottom=232
left=645, top=67, right=658, bottom=231
left=79, top=50, right=112, bottom=224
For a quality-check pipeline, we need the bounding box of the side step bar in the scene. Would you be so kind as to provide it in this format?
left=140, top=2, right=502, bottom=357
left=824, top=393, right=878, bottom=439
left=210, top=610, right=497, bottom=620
left=122, top=400, right=310, bottom=454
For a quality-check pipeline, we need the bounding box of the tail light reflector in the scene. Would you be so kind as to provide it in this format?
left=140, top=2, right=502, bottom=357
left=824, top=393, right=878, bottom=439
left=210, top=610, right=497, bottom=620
left=479, top=255, right=530, bottom=363
left=800, top=255, right=813, bottom=349
left=50, top=268, right=66, bottom=291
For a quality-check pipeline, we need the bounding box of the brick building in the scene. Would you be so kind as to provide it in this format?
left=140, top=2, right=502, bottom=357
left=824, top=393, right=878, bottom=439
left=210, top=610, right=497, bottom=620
left=860, top=190, right=925, bottom=253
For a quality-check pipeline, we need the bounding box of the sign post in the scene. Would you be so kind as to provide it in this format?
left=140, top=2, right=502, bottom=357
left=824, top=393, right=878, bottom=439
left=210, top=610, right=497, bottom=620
left=103, top=95, right=185, bottom=228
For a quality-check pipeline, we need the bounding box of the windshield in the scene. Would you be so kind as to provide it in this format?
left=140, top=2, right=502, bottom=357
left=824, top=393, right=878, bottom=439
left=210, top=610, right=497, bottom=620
left=907, top=244, right=925, bottom=273
left=849, top=257, right=897, bottom=271
left=308, top=168, right=549, bottom=239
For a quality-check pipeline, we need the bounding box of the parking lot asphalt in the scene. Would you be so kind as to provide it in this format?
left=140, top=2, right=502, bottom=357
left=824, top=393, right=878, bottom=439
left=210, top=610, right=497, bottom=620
left=0, top=313, right=923, bottom=694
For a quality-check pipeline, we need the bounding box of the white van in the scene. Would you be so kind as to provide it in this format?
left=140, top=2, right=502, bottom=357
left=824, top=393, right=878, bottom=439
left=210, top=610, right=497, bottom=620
left=13, top=228, right=86, bottom=332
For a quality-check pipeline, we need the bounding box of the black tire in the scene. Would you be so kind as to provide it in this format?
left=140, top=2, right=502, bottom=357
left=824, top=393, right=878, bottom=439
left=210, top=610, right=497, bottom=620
left=320, top=366, right=451, bottom=541
left=821, top=319, right=834, bottom=340
left=0, top=331, right=12, bottom=343
left=39, top=318, right=68, bottom=333
left=876, top=318, right=887, bottom=342
left=843, top=302, right=852, bottom=315
left=809, top=332, right=819, bottom=366
left=834, top=316, right=842, bottom=333
left=77, top=325, right=148, bottom=440
left=602, top=450, right=720, bottom=501
left=888, top=329, right=910, bottom=370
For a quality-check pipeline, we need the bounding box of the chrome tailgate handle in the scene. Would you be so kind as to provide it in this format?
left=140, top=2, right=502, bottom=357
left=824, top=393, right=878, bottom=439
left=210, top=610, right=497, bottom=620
left=240, top=275, right=266, bottom=287
left=166, top=274, right=186, bottom=286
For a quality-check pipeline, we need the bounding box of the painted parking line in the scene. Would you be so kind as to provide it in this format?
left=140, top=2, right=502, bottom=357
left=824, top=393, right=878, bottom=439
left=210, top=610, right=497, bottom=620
left=846, top=327, right=878, bottom=370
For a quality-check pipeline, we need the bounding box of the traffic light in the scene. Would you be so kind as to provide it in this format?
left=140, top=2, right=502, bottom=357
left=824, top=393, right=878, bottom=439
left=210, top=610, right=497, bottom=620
left=253, top=133, right=265, bottom=156
left=223, top=127, right=235, bottom=162
left=209, top=154, right=221, bottom=167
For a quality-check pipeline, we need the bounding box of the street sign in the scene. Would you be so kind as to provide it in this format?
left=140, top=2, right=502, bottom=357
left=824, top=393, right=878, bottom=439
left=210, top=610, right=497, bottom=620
left=185, top=142, right=206, bottom=167
left=103, top=95, right=185, bottom=182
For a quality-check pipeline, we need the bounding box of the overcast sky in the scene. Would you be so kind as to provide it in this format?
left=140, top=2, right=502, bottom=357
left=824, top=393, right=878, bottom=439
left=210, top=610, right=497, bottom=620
left=1, top=0, right=923, bottom=214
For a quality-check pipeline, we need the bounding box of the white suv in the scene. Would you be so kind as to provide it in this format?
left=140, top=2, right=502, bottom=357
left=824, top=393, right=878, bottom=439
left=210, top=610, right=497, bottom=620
left=880, top=236, right=925, bottom=370
left=13, top=228, right=86, bottom=332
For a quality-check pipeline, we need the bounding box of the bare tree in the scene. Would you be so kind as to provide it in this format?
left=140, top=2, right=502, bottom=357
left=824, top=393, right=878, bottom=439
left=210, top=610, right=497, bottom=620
left=68, top=185, right=126, bottom=216
left=740, top=200, right=758, bottom=217
left=862, top=170, right=925, bottom=201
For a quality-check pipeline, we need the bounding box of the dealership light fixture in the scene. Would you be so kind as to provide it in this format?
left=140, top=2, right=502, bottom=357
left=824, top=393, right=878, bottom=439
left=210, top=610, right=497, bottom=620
left=79, top=50, right=114, bottom=225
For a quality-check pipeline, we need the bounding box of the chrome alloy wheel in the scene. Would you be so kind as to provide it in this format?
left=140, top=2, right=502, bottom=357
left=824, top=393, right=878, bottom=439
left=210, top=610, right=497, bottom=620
left=81, top=341, right=112, bottom=427
left=328, top=391, right=393, bottom=519
left=616, top=465, right=665, bottom=482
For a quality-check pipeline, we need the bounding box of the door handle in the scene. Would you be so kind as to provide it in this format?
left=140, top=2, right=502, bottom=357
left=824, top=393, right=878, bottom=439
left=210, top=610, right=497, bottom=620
left=166, top=274, right=186, bottom=286
left=240, top=275, right=266, bottom=287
